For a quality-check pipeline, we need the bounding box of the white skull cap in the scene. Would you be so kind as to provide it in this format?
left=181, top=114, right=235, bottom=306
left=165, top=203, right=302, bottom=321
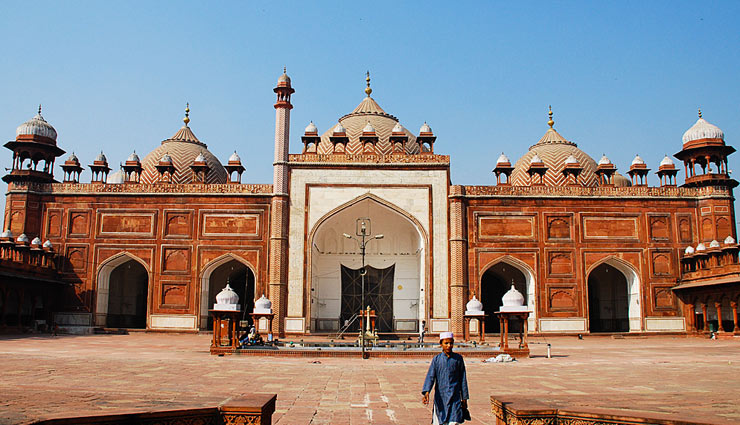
left=439, top=331, right=454, bottom=340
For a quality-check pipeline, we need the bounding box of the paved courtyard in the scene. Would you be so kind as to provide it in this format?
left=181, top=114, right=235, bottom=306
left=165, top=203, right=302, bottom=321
left=0, top=333, right=738, bottom=425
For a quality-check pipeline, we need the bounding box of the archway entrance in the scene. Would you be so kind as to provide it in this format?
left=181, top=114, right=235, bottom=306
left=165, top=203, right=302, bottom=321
left=481, top=262, right=527, bottom=333
left=205, top=259, right=255, bottom=330
left=588, top=263, right=629, bottom=332
left=107, top=259, right=148, bottom=328
left=310, top=196, right=426, bottom=333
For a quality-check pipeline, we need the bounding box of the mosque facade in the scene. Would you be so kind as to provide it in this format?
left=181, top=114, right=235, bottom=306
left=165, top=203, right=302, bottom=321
left=2, top=71, right=739, bottom=336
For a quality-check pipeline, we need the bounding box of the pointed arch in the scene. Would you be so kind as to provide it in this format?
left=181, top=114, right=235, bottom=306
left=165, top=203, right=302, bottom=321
left=95, top=252, right=151, bottom=327
left=199, top=253, right=257, bottom=330
left=480, top=255, right=538, bottom=331
left=586, top=256, right=642, bottom=332
left=306, top=193, right=429, bottom=332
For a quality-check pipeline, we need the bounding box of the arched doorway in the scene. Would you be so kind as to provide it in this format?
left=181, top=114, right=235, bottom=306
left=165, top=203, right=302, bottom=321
left=106, top=259, right=148, bottom=328
left=587, top=263, right=629, bottom=332
left=481, top=262, right=527, bottom=333
left=309, top=196, right=426, bottom=333
left=205, top=259, right=255, bottom=330
left=199, top=255, right=256, bottom=330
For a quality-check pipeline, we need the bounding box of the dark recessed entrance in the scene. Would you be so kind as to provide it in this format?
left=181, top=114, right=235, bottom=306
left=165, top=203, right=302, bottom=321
left=481, top=262, right=527, bottom=333
left=107, top=259, right=148, bottom=328
left=207, top=260, right=255, bottom=330
left=588, top=263, right=629, bottom=332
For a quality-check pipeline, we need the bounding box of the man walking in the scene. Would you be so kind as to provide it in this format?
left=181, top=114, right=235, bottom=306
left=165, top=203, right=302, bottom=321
left=422, top=331, right=469, bottom=424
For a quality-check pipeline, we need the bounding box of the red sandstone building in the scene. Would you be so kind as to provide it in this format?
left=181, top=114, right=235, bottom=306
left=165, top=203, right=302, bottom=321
left=2, top=72, right=739, bottom=336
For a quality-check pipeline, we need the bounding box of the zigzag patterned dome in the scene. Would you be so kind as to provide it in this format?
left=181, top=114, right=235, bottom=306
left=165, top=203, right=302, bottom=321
left=317, top=75, right=419, bottom=155
left=140, top=108, right=227, bottom=184
left=510, top=110, right=599, bottom=187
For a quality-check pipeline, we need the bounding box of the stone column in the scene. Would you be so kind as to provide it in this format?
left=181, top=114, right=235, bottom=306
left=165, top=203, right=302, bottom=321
left=731, top=301, right=739, bottom=333
left=715, top=302, right=725, bottom=332
left=686, top=303, right=696, bottom=332
left=701, top=303, right=708, bottom=331
left=448, top=185, right=467, bottom=338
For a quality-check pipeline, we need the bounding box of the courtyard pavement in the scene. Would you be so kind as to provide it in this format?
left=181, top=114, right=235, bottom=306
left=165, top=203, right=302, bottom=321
left=0, top=333, right=738, bottom=425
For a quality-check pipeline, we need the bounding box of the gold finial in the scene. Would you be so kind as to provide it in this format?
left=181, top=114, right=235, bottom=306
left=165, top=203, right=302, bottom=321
left=698, top=108, right=702, bottom=119
left=365, top=71, right=372, bottom=96
left=283, top=66, right=287, bottom=74
left=183, top=103, right=190, bottom=126
left=547, top=105, right=554, bottom=128
left=38, top=104, right=42, bottom=115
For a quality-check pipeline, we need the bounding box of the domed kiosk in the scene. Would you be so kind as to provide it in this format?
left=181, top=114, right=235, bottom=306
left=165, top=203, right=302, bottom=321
left=495, top=285, right=531, bottom=355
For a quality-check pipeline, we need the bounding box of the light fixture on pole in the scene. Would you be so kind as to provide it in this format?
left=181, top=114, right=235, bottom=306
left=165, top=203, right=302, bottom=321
left=344, top=217, right=383, bottom=359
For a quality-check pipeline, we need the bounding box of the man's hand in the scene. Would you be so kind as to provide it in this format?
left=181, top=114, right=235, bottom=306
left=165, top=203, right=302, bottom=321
left=421, top=392, right=429, bottom=405
left=461, top=400, right=468, bottom=409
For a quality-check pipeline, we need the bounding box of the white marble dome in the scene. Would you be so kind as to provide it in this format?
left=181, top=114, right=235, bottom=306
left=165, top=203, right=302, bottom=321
left=31, top=237, right=42, bottom=246
left=530, top=153, right=543, bottom=164
left=95, top=152, right=107, bottom=163
left=228, top=151, right=241, bottom=163
left=392, top=122, right=404, bottom=133
left=193, top=152, right=206, bottom=163
left=127, top=151, right=140, bottom=162
left=1, top=229, right=12, bottom=238
left=419, top=122, right=432, bottom=133
left=363, top=121, right=376, bottom=133
left=565, top=154, right=579, bottom=164
left=497, top=153, right=510, bottom=164
left=333, top=123, right=347, bottom=134
left=213, top=284, right=240, bottom=311
left=42, top=240, right=53, bottom=249
left=631, top=155, right=645, bottom=166
left=66, top=153, right=79, bottom=164
left=500, top=285, right=528, bottom=312
left=17, top=233, right=29, bottom=243
left=465, top=296, right=484, bottom=315
left=724, top=235, right=736, bottom=245
left=710, top=239, right=720, bottom=248
left=253, top=295, right=273, bottom=314
left=660, top=155, right=674, bottom=167
left=696, top=243, right=707, bottom=251
left=160, top=153, right=173, bottom=164
left=305, top=121, right=317, bottom=133
left=598, top=154, right=612, bottom=165
left=16, top=108, right=57, bottom=141
left=682, top=115, right=724, bottom=145
left=278, top=72, right=291, bottom=84
left=685, top=246, right=695, bottom=255
left=106, top=169, right=125, bottom=184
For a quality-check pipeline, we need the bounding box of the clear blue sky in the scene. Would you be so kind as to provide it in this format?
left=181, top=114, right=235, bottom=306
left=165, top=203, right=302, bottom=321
left=2, top=1, right=739, bottom=219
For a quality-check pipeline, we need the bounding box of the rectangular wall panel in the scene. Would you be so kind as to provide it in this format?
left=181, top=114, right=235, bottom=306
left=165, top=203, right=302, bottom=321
left=478, top=214, right=536, bottom=240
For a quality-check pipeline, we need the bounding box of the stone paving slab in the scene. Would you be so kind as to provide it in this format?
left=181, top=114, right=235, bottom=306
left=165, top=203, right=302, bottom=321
left=0, top=333, right=738, bottom=424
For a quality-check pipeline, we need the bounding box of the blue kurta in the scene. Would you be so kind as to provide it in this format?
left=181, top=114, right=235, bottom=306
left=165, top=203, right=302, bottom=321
left=422, top=352, right=469, bottom=423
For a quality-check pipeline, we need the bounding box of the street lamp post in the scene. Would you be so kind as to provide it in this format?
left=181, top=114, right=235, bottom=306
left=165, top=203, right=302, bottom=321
left=344, top=217, right=383, bottom=359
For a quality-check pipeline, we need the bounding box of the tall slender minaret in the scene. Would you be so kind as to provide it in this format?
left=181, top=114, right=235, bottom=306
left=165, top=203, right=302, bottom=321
left=269, top=68, right=294, bottom=337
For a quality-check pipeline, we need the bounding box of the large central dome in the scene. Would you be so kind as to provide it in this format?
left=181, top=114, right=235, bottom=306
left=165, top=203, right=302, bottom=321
left=140, top=108, right=227, bottom=184
left=315, top=75, right=419, bottom=155
left=510, top=110, right=600, bottom=187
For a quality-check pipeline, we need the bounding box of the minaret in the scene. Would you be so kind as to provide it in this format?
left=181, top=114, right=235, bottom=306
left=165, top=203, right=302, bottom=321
left=269, top=68, right=294, bottom=337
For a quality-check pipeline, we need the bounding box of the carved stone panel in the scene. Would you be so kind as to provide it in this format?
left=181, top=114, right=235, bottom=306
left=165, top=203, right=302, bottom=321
left=162, top=246, right=190, bottom=274
left=677, top=215, right=692, bottom=243
left=161, top=282, right=188, bottom=308
left=68, top=210, right=91, bottom=236
left=9, top=210, right=24, bottom=235
left=546, top=215, right=571, bottom=240
left=99, top=212, right=156, bottom=237
left=648, top=215, right=669, bottom=241
left=701, top=217, right=713, bottom=241
left=548, top=286, right=577, bottom=312
left=164, top=210, right=192, bottom=238
left=46, top=209, right=63, bottom=238
left=653, top=286, right=676, bottom=310
left=478, top=214, right=536, bottom=240
left=716, top=216, right=732, bottom=240
left=547, top=251, right=574, bottom=277
left=651, top=251, right=672, bottom=276
left=582, top=215, right=639, bottom=241
left=201, top=212, right=260, bottom=238
left=65, top=245, right=88, bottom=272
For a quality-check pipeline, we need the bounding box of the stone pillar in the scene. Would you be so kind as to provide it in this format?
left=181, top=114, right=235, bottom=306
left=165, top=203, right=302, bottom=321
left=731, top=301, right=739, bottom=333
left=701, top=303, right=708, bottom=331
left=448, top=185, right=467, bottom=338
left=686, top=303, right=696, bottom=332
left=715, top=302, right=725, bottom=332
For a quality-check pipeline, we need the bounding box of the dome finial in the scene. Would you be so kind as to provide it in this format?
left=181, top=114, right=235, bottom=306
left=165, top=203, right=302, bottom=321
left=547, top=105, right=554, bottom=129
left=183, top=102, right=190, bottom=126
left=283, top=66, right=286, bottom=74
left=38, top=104, right=42, bottom=115
left=365, top=70, right=372, bottom=97
left=698, top=108, right=702, bottom=119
